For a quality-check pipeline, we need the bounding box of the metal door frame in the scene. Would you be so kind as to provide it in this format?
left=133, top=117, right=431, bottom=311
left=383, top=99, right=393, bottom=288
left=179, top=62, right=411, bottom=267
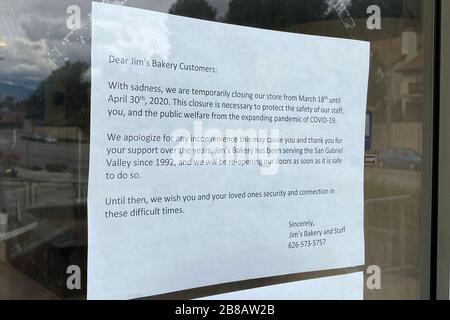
left=437, top=0, right=450, bottom=300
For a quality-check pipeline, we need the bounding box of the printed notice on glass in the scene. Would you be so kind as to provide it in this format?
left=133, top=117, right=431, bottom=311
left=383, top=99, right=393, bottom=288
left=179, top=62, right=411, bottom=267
left=88, top=2, right=370, bottom=300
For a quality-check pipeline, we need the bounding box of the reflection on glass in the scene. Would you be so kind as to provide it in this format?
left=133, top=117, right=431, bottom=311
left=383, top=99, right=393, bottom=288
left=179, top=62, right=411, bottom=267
left=0, top=0, right=425, bottom=300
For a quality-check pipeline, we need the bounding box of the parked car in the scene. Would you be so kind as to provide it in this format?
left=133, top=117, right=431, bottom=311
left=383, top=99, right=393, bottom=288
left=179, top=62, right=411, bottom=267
left=21, top=133, right=57, bottom=143
left=44, top=136, right=58, bottom=144
left=21, top=133, right=45, bottom=142
left=377, top=148, right=422, bottom=170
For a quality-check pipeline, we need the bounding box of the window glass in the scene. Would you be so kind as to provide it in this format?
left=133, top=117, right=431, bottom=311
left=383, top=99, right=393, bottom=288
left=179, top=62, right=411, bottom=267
left=0, top=0, right=427, bottom=299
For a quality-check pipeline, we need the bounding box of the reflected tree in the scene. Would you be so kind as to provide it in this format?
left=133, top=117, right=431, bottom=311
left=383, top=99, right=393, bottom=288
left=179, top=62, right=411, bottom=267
left=26, top=61, right=90, bottom=131
left=225, top=0, right=416, bottom=29
left=0, top=96, right=15, bottom=110
left=169, top=0, right=217, bottom=21
left=225, top=0, right=328, bottom=28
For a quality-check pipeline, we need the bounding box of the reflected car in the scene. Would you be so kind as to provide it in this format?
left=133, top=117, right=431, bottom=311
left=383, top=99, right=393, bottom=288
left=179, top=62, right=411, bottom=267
left=21, top=133, right=45, bottom=142
left=44, top=136, right=58, bottom=144
left=377, top=148, right=422, bottom=170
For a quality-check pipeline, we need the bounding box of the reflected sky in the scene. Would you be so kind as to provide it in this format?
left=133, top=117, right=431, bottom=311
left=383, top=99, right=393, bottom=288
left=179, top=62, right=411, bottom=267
left=0, top=0, right=92, bottom=92
left=0, top=0, right=194, bottom=93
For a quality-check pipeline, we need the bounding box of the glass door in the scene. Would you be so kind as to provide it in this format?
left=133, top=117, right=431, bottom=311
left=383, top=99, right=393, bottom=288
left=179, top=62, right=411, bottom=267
left=0, top=0, right=436, bottom=299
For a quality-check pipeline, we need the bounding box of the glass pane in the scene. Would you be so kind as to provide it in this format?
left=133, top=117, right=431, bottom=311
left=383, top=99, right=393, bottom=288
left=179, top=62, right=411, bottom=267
left=0, top=0, right=427, bottom=299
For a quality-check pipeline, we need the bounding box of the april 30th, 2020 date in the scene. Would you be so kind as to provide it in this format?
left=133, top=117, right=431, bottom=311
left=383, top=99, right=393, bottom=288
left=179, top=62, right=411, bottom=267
left=288, top=239, right=327, bottom=249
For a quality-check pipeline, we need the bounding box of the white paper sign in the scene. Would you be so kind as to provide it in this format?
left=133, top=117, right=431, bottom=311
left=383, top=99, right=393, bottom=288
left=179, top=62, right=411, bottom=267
left=199, top=272, right=364, bottom=300
left=88, top=2, right=370, bottom=299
